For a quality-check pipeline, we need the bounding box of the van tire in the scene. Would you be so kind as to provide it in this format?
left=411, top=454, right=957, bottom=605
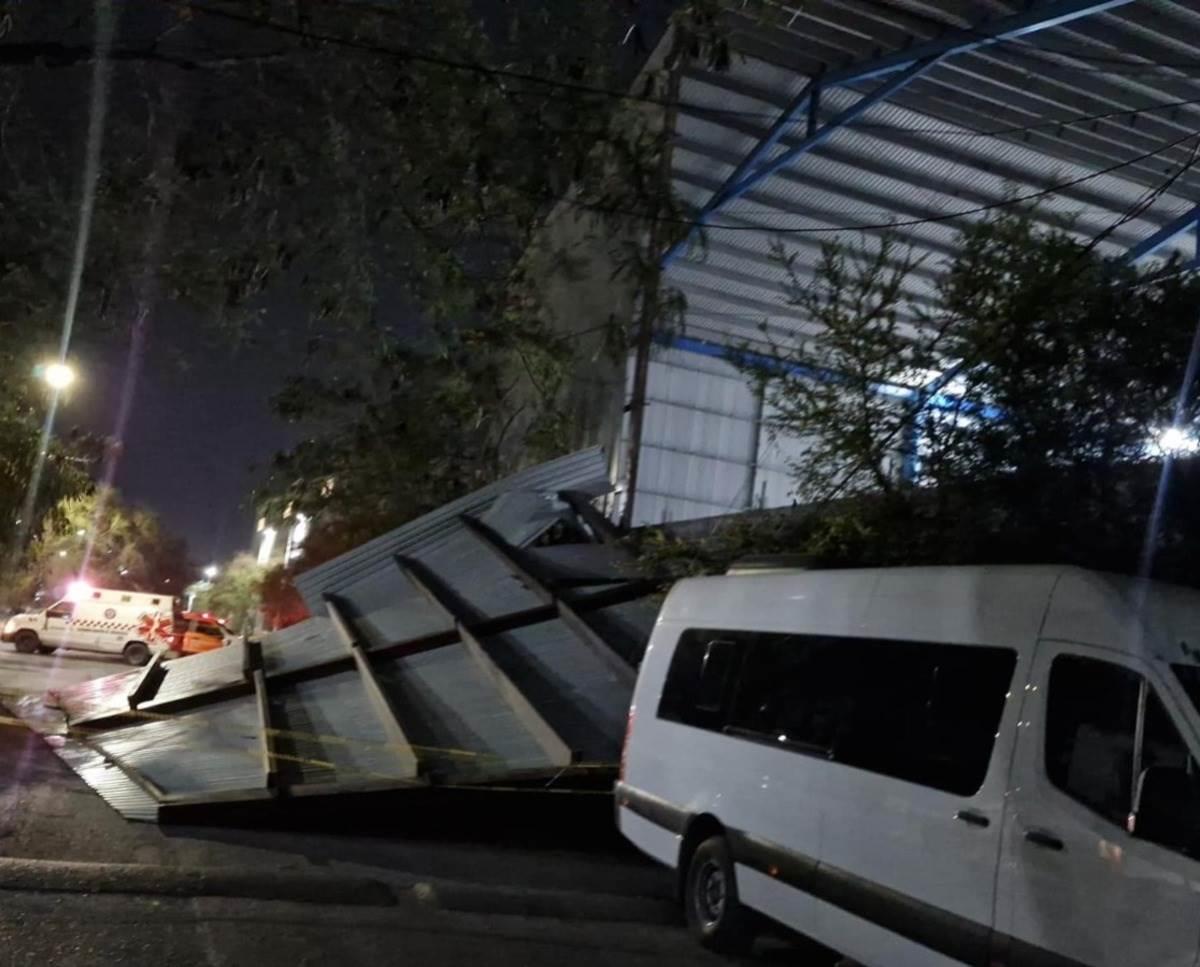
left=123, top=641, right=151, bottom=666
left=13, top=631, right=39, bottom=654
left=684, top=835, right=756, bottom=954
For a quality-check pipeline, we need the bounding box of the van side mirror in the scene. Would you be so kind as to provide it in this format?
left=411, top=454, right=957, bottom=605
left=1129, top=766, right=1200, bottom=855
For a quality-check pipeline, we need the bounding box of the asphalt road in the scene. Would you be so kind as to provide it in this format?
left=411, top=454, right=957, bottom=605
left=0, top=890, right=823, bottom=967
left=0, top=644, right=128, bottom=702
left=0, top=648, right=828, bottom=966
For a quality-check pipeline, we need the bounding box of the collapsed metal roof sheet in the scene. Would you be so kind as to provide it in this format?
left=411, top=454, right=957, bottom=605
left=28, top=450, right=657, bottom=822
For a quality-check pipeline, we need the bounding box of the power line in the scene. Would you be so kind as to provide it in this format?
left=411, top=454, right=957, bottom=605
left=160, top=0, right=1200, bottom=243
left=552, top=125, right=1200, bottom=238
left=158, top=0, right=1200, bottom=141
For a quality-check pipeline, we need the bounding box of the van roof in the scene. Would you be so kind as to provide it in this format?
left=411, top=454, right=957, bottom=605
left=658, top=565, right=1200, bottom=667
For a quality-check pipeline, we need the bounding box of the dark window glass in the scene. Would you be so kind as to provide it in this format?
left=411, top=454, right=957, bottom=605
left=1171, top=665, right=1200, bottom=720
left=46, top=601, right=75, bottom=619
left=1046, top=655, right=1140, bottom=826
left=660, top=629, right=1015, bottom=795
left=1143, top=691, right=1194, bottom=776
left=658, top=632, right=742, bottom=729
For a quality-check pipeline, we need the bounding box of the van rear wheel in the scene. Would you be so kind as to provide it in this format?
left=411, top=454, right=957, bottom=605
left=13, top=630, right=39, bottom=654
left=123, top=641, right=151, bottom=666
left=685, top=835, right=756, bottom=954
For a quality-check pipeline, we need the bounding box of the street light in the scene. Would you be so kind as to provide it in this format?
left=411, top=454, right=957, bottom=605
left=42, top=362, right=77, bottom=391
left=203, top=564, right=219, bottom=580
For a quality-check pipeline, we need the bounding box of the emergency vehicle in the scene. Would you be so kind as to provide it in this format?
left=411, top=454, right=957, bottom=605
left=2, top=583, right=177, bottom=665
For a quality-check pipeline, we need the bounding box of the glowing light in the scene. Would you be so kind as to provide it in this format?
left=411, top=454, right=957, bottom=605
left=65, top=579, right=92, bottom=601
left=257, top=526, right=277, bottom=566
left=42, top=362, right=77, bottom=391
left=1154, top=426, right=1200, bottom=457
left=202, top=565, right=219, bottom=580
left=57, top=550, right=68, bottom=558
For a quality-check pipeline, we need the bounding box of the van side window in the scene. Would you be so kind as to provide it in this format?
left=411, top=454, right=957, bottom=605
left=1046, top=655, right=1197, bottom=839
left=728, top=635, right=1015, bottom=794
left=660, top=629, right=1016, bottom=796
left=120, top=595, right=132, bottom=603
left=46, top=601, right=75, bottom=619
left=658, top=633, right=741, bottom=729
left=1046, top=656, right=1140, bottom=825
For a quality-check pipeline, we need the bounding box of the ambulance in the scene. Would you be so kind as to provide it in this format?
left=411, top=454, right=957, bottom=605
left=2, top=583, right=177, bottom=665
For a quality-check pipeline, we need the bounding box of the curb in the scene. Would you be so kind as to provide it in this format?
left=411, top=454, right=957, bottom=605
left=0, top=857, right=396, bottom=907
left=0, top=856, right=677, bottom=925
left=409, top=878, right=677, bottom=925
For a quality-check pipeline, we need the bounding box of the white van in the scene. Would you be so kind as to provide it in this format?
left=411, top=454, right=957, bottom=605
left=617, top=565, right=1200, bottom=967
left=3, top=586, right=177, bottom=665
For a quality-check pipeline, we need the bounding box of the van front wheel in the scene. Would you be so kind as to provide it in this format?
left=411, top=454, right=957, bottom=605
left=123, top=641, right=151, bottom=666
left=13, top=630, right=39, bottom=654
left=685, top=835, right=756, bottom=954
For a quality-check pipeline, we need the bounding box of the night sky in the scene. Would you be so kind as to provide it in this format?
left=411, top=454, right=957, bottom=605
left=68, top=312, right=306, bottom=565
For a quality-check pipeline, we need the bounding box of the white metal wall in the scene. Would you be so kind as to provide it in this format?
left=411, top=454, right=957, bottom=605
left=619, top=345, right=815, bottom=525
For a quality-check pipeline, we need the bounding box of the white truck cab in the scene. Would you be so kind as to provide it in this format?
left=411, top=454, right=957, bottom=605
left=617, top=565, right=1200, bottom=966
left=3, top=585, right=177, bottom=665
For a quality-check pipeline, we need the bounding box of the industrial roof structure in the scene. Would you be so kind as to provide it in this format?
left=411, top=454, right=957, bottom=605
left=613, top=0, right=1200, bottom=524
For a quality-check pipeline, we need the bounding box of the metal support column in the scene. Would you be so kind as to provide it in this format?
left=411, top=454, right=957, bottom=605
left=1124, top=204, right=1200, bottom=267
left=324, top=595, right=422, bottom=780
left=458, top=515, right=637, bottom=687
left=393, top=556, right=573, bottom=768
left=241, top=638, right=279, bottom=792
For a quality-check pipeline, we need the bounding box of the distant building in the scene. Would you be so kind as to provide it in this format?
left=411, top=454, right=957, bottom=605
left=255, top=506, right=310, bottom=569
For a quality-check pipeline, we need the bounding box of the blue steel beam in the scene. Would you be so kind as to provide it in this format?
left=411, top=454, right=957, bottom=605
left=661, top=332, right=999, bottom=417
left=1124, top=205, right=1200, bottom=266
left=662, top=0, right=1135, bottom=268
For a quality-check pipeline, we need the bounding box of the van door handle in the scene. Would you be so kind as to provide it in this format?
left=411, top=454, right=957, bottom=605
left=955, top=809, right=990, bottom=828
left=1024, top=828, right=1064, bottom=851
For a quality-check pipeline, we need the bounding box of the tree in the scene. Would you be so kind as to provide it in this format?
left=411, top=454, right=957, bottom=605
left=4, top=485, right=193, bottom=606
left=3, top=1, right=780, bottom=554
left=640, top=210, right=1200, bottom=583
left=192, top=553, right=263, bottom=634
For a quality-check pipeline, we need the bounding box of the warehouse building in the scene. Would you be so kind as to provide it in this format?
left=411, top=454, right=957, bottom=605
left=544, top=0, right=1200, bottom=526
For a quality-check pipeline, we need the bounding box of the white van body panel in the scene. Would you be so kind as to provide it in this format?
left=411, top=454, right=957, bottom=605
left=617, top=565, right=1200, bottom=967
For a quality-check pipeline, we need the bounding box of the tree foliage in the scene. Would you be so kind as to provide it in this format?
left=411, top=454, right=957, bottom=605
left=640, top=211, right=1200, bottom=584
left=4, top=485, right=192, bottom=605
left=0, top=1, right=775, bottom=559
left=191, top=552, right=263, bottom=634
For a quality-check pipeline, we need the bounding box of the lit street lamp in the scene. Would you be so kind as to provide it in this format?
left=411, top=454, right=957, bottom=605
left=203, top=565, right=219, bottom=580
left=42, top=362, right=77, bottom=391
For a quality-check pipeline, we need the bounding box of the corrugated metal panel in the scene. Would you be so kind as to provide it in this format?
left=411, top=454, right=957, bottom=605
left=370, top=644, right=559, bottom=781
left=90, top=698, right=264, bottom=797
left=295, top=447, right=609, bottom=609
left=624, top=349, right=760, bottom=523
left=479, top=618, right=628, bottom=761
left=270, top=674, right=412, bottom=787
left=53, top=737, right=160, bottom=823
